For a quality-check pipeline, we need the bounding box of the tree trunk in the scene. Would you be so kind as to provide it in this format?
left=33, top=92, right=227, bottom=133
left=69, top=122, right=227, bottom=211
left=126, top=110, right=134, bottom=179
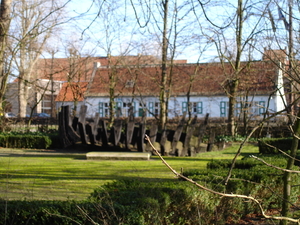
left=18, top=73, right=29, bottom=118
left=280, top=109, right=300, bottom=225
left=0, top=0, right=12, bottom=114
left=227, top=0, right=243, bottom=136
left=227, top=79, right=239, bottom=136
left=159, top=0, right=169, bottom=131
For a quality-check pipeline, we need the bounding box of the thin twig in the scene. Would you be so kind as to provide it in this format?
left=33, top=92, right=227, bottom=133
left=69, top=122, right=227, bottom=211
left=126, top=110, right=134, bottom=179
left=263, top=142, right=300, bottom=163
left=76, top=205, right=100, bottom=225
left=43, top=209, right=82, bottom=225
left=250, top=155, right=300, bottom=173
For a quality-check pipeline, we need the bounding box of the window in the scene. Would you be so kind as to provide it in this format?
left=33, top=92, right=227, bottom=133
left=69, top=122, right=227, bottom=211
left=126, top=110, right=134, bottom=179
left=121, top=102, right=135, bottom=117
left=182, top=102, right=203, bottom=114
left=115, top=102, right=122, bottom=116
left=139, top=102, right=146, bottom=117
left=154, top=102, right=159, bottom=116
left=250, top=101, right=266, bottom=115
left=99, top=102, right=109, bottom=117
left=259, top=101, right=266, bottom=115
left=42, top=94, right=55, bottom=115
left=220, top=101, right=266, bottom=117
left=148, top=102, right=159, bottom=117
left=235, top=102, right=242, bottom=116
left=220, top=101, right=228, bottom=117
left=125, top=80, right=135, bottom=88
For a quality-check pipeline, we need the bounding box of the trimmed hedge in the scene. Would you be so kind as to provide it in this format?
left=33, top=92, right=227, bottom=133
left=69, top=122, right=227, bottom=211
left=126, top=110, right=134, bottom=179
left=0, top=200, right=95, bottom=225
left=89, top=179, right=214, bottom=224
left=183, top=156, right=300, bottom=211
left=0, top=132, right=60, bottom=149
left=258, top=137, right=296, bottom=154
left=0, top=180, right=218, bottom=225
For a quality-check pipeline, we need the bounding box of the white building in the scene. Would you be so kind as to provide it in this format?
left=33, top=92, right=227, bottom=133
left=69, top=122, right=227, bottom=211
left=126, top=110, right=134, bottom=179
left=56, top=60, right=287, bottom=120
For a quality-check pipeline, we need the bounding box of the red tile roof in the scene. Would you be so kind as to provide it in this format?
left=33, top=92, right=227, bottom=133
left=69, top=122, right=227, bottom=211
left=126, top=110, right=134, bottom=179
left=35, top=55, right=186, bottom=82
left=35, top=57, right=104, bottom=82
left=84, top=61, right=278, bottom=98
left=55, top=82, right=88, bottom=102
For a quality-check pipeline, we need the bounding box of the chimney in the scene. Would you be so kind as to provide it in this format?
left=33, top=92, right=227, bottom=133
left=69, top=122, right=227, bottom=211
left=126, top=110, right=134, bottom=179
left=262, top=48, right=287, bottom=63
left=94, top=62, right=101, bottom=69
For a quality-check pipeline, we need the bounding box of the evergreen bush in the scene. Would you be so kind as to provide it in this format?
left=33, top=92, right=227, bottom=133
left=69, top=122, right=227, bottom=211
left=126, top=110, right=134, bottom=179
left=258, top=137, right=296, bottom=154
left=0, top=132, right=59, bottom=149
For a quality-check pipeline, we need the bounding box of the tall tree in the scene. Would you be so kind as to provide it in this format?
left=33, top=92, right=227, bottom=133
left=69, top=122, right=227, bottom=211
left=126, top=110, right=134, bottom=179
left=159, top=0, right=169, bottom=130
left=11, top=0, right=66, bottom=118
left=194, top=0, right=272, bottom=135
left=0, top=0, right=12, bottom=116
left=128, top=0, right=195, bottom=129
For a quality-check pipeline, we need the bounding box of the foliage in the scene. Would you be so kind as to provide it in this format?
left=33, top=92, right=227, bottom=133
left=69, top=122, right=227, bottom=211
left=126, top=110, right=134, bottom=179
left=258, top=137, right=295, bottom=154
left=182, top=155, right=300, bottom=216
left=89, top=179, right=220, bottom=224
left=215, top=135, right=257, bottom=143
left=0, top=199, right=94, bottom=225
left=0, top=180, right=218, bottom=225
left=0, top=131, right=59, bottom=149
left=3, top=164, right=298, bottom=225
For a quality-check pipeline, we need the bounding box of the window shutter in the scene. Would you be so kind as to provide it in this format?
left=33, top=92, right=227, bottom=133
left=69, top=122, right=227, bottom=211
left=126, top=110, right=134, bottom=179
left=259, top=101, right=266, bottom=115
left=197, top=102, right=203, bottom=114
left=182, top=102, right=187, bottom=113
left=99, top=102, right=104, bottom=117
left=220, top=101, right=226, bottom=117
left=133, top=102, right=136, bottom=117
left=148, top=102, right=154, bottom=117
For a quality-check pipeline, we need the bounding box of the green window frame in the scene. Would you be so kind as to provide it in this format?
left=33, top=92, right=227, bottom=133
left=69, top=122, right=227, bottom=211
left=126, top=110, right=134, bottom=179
left=197, top=102, right=203, bottom=114
left=99, top=102, right=104, bottom=117
left=220, top=101, right=227, bottom=117
left=259, top=101, right=266, bottom=115
left=148, top=102, right=154, bottom=117
left=182, top=102, right=202, bottom=114
left=182, top=102, right=188, bottom=113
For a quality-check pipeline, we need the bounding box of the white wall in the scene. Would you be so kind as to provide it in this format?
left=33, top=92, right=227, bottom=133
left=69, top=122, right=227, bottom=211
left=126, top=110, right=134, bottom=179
left=79, top=94, right=282, bottom=119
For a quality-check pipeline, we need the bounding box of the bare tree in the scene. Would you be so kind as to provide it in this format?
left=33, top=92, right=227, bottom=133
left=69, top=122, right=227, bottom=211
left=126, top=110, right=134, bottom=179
left=191, top=0, right=274, bottom=136
left=10, top=0, right=67, bottom=118
left=0, top=0, right=12, bottom=116
left=128, top=0, right=198, bottom=129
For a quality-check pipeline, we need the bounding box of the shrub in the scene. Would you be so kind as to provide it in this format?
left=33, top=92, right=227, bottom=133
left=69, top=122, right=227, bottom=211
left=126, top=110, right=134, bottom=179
left=183, top=156, right=300, bottom=212
left=258, top=137, right=296, bottom=154
left=206, top=158, right=259, bottom=170
left=0, top=132, right=59, bottom=149
left=0, top=180, right=221, bottom=224
left=89, top=179, right=213, bottom=224
left=0, top=200, right=95, bottom=225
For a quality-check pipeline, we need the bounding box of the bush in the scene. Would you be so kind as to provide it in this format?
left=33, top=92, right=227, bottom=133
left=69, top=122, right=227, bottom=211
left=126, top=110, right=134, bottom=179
left=0, top=132, right=59, bottom=149
left=258, top=137, right=296, bottom=154
left=0, top=180, right=220, bottom=224
left=206, top=158, right=259, bottom=170
left=3, top=170, right=299, bottom=224
left=89, top=179, right=214, bottom=224
left=183, top=155, right=300, bottom=212
left=0, top=200, right=95, bottom=225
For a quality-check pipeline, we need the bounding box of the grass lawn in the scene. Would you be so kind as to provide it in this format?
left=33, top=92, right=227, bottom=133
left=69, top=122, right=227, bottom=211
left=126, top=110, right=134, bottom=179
left=0, top=143, right=259, bottom=201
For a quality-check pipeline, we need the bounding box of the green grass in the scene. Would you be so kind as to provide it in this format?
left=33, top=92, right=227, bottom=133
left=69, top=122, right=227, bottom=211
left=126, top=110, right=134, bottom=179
left=0, top=143, right=259, bottom=201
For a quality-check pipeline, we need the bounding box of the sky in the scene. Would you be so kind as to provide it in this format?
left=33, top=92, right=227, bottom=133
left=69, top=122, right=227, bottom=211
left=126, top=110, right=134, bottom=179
left=49, top=0, right=296, bottom=63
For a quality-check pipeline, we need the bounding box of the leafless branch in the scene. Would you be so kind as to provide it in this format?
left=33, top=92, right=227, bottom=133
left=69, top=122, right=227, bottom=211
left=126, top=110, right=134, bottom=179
left=250, top=155, right=300, bottom=174
left=263, top=142, right=300, bottom=163
left=43, top=209, right=82, bottom=225
left=76, top=205, right=100, bottom=225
